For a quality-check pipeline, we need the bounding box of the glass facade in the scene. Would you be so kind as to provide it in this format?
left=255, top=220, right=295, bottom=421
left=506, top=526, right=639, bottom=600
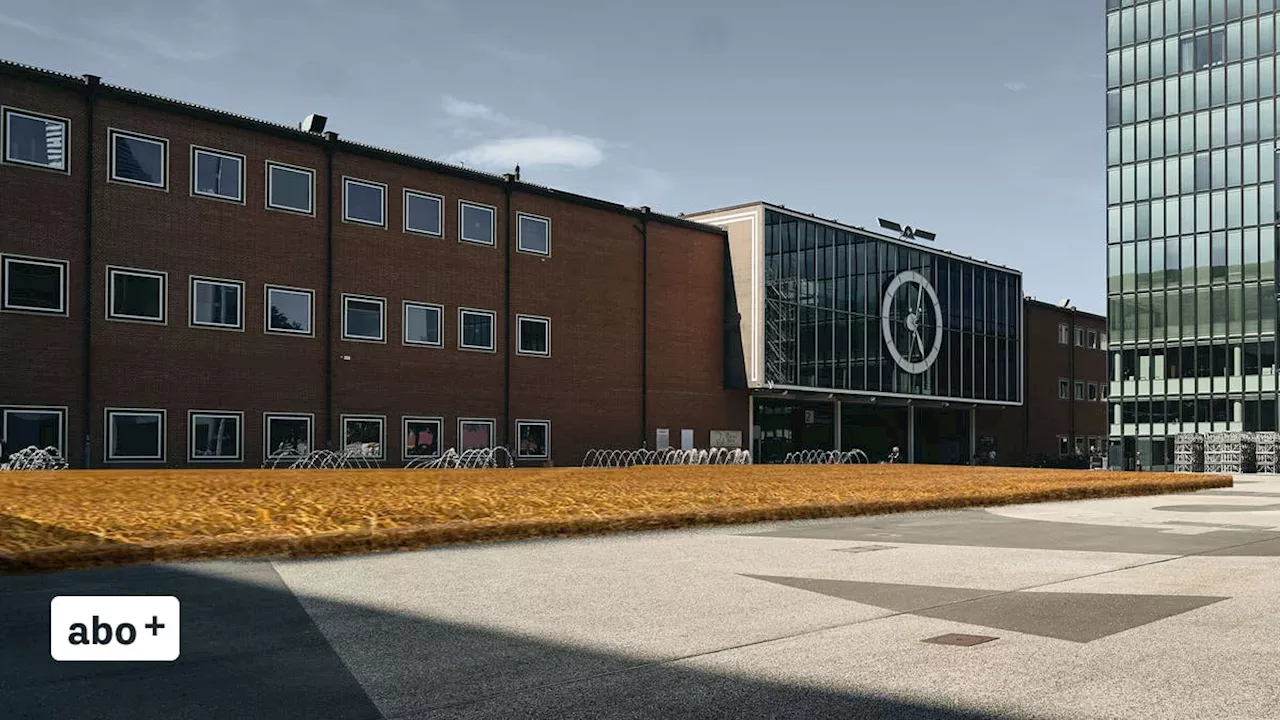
left=762, top=210, right=1023, bottom=403
left=1106, top=0, right=1280, bottom=469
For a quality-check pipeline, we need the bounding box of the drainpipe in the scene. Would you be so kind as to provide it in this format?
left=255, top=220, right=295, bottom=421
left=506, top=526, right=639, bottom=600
left=1068, top=307, right=1077, bottom=463
left=81, top=74, right=99, bottom=468
left=633, top=206, right=650, bottom=446
left=502, top=173, right=515, bottom=448
left=323, top=131, right=338, bottom=449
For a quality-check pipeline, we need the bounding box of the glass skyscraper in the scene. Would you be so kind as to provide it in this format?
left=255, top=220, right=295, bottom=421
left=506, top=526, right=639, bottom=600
left=1107, top=0, right=1280, bottom=470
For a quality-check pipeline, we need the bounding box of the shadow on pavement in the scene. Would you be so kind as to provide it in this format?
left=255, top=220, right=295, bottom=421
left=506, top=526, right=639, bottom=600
left=1, top=558, right=1012, bottom=720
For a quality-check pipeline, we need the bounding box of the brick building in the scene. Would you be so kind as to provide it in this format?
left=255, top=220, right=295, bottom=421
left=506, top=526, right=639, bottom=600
left=979, top=299, right=1110, bottom=466
left=0, top=60, right=747, bottom=468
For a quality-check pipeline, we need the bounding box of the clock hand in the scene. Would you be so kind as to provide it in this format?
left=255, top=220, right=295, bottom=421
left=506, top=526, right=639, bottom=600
left=913, top=328, right=925, bottom=357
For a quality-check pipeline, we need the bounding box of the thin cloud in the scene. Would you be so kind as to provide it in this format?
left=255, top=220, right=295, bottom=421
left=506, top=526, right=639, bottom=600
left=96, top=3, right=237, bottom=63
left=448, top=136, right=606, bottom=170
left=441, top=96, right=520, bottom=127
left=0, top=13, right=130, bottom=63
left=1003, top=81, right=1029, bottom=92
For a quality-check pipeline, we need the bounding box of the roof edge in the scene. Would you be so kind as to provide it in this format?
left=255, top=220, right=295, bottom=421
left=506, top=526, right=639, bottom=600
left=1, top=58, right=719, bottom=235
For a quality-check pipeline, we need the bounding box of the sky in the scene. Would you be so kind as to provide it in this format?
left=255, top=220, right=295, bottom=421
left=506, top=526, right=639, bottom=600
left=0, top=0, right=1104, bottom=313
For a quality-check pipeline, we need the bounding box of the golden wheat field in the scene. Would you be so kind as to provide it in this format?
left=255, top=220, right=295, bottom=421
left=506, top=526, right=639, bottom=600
left=0, top=465, right=1228, bottom=572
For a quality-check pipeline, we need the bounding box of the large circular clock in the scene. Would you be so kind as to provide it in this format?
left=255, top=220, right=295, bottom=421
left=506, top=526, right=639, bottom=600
left=881, top=270, right=943, bottom=375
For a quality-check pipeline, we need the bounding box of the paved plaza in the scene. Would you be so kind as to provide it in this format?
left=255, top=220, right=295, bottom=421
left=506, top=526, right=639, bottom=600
left=4, top=476, right=1280, bottom=719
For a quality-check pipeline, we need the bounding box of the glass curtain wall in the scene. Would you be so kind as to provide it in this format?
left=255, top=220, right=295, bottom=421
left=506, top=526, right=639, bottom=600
left=1106, top=0, right=1280, bottom=468
left=762, top=210, right=1022, bottom=403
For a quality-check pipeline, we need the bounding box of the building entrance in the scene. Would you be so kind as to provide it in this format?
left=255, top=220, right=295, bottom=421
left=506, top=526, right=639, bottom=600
left=753, top=396, right=974, bottom=465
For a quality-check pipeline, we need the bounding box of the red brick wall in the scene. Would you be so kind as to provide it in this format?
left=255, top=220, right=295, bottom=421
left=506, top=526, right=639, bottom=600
left=0, top=69, right=744, bottom=468
left=0, top=76, right=88, bottom=461
left=976, top=301, right=1109, bottom=465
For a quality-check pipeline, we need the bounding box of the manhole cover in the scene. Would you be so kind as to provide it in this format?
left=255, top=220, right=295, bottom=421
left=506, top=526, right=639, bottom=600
left=922, top=634, right=998, bottom=647
left=833, top=545, right=895, bottom=554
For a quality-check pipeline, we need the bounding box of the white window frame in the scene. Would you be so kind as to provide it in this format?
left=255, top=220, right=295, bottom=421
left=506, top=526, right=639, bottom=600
left=106, top=266, right=167, bottom=324
left=459, top=200, right=497, bottom=246
left=402, top=415, right=444, bottom=461
left=342, top=176, right=387, bottom=228
left=1, top=405, right=68, bottom=459
left=108, top=128, right=168, bottom=190
left=1, top=106, right=71, bottom=173
left=458, top=307, right=497, bottom=352
left=403, top=301, right=443, bottom=348
left=265, top=160, right=316, bottom=216
left=1058, top=378, right=1069, bottom=400
left=514, top=419, right=551, bottom=460
left=264, top=284, right=315, bottom=337
left=1, top=254, right=69, bottom=316
left=1087, top=329, right=1099, bottom=349
left=104, top=407, right=166, bottom=463
left=1075, top=381, right=1086, bottom=400
left=403, top=189, right=444, bottom=237
left=189, top=275, right=245, bottom=331
left=1075, top=327, right=1085, bottom=347
left=342, top=293, right=387, bottom=343
left=190, top=145, right=246, bottom=204
left=516, top=314, right=551, bottom=357
left=516, top=212, right=551, bottom=256
left=341, top=414, right=386, bottom=460
left=263, top=412, right=314, bottom=462
left=1058, top=323, right=1069, bottom=344
left=1088, top=381, right=1099, bottom=401
left=187, top=410, right=244, bottom=463
left=457, top=417, right=496, bottom=452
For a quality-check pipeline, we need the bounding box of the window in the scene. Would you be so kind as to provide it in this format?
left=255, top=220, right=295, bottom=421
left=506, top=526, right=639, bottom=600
left=403, top=302, right=442, bottom=347
left=403, top=416, right=442, bottom=460
left=1059, top=378, right=1070, bottom=399
left=265, top=285, right=313, bottom=336
left=263, top=413, right=313, bottom=460
left=189, top=276, right=244, bottom=330
left=404, top=190, right=443, bottom=236
left=107, top=266, right=166, bottom=323
left=1099, top=333, right=1108, bottom=350
left=343, top=177, right=386, bottom=227
left=1058, top=435, right=1069, bottom=456
left=1087, top=330, right=1099, bottom=349
left=517, top=213, right=550, bottom=255
left=1075, top=381, right=1086, bottom=400
left=190, top=147, right=244, bottom=203
left=1088, top=382, right=1099, bottom=401
left=1075, top=327, right=1085, bottom=347
left=109, top=129, right=167, bottom=189
left=1058, top=323, right=1069, bottom=344
left=342, top=294, right=386, bottom=342
left=1, top=406, right=65, bottom=461
left=188, top=411, right=243, bottom=462
left=2, top=107, right=68, bottom=172
left=460, top=201, right=496, bottom=245
left=515, top=419, right=550, bottom=460
left=459, top=308, right=496, bottom=351
left=1181, top=29, right=1226, bottom=72
left=341, top=415, right=385, bottom=459
left=458, top=418, right=495, bottom=452
left=266, top=161, right=315, bottom=215
left=105, top=408, right=165, bottom=462
left=1, top=255, right=67, bottom=315
left=516, top=314, right=550, bottom=356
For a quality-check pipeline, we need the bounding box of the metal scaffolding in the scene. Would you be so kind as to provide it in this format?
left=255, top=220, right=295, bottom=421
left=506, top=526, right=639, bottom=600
left=764, top=266, right=798, bottom=385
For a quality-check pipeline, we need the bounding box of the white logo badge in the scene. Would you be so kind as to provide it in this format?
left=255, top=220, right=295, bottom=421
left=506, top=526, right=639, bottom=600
left=881, top=270, right=943, bottom=375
